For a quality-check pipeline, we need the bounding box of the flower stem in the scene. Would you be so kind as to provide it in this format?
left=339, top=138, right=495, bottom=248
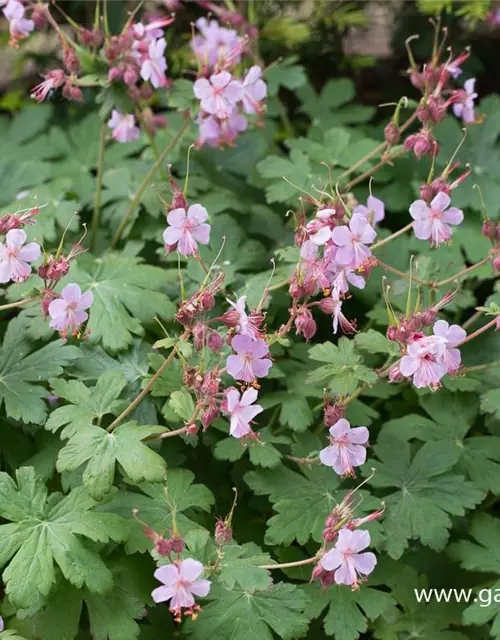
left=0, top=296, right=39, bottom=311
left=463, top=310, right=483, bottom=330
left=259, top=556, right=319, bottom=570
left=371, top=222, right=414, bottom=252
left=107, top=329, right=190, bottom=432
left=377, top=260, right=431, bottom=287
left=111, top=117, right=191, bottom=249
left=91, top=122, right=107, bottom=251
left=458, top=318, right=497, bottom=347
left=344, top=147, right=406, bottom=193
left=465, top=360, right=500, bottom=373
left=285, top=455, right=320, bottom=465
left=435, top=254, right=492, bottom=287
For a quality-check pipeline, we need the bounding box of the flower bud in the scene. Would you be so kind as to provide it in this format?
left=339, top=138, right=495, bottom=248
left=69, top=86, right=83, bottom=102
left=124, top=68, right=139, bottom=86
left=416, top=103, right=432, bottom=123
left=493, top=256, right=500, bottom=271
left=318, top=297, right=336, bottom=315
left=215, top=519, right=233, bottom=545
left=32, top=8, right=47, bottom=30
left=386, top=325, right=399, bottom=342
left=193, top=323, right=207, bottom=351
left=409, top=69, right=425, bottom=91
left=170, top=535, right=184, bottom=554
left=482, top=220, right=497, bottom=240
left=207, top=331, right=223, bottom=352
left=108, top=67, right=122, bottom=82
left=46, top=257, right=70, bottom=282
left=155, top=537, right=174, bottom=556
left=384, top=121, right=400, bottom=146
left=200, top=291, right=215, bottom=311
left=64, top=47, right=80, bottom=73
left=186, top=424, right=199, bottom=436
left=388, top=364, right=404, bottom=383
left=139, top=83, right=154, bottom=101
left=294, top=308, right=316, bottom=341
left=420, top=308, right=437, bottom=326
left=201, top=404, right=219, bottom=429
left=324, top=400, right=345, bottom=427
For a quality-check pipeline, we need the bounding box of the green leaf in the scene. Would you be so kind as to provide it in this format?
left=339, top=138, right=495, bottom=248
left=102, top=469, right=214, bottom=553
left=245, top=465, right=341, bottom=545
left=450, top=515, right=500, bottom=638
left=257, top=150, right=313, bottom=203
left=56, top=422, right=166, bottom=500
left=354, top=329, right=400, bottom=356
left=308, top=338, right=377, bottom=396
left=46, top=371, right=127, bottom=436
left=266, top=56, right=307, bottom=95
left=69, top=255, right=176, bottom=352
left=168, top=389, right=195, bottom=422
left=214, top=429, right=290, bottom=469
left=368, top=436, right=484, bottom=558
left=0, top=317, right=80, bottom=424
left=480, top=388, right=500, bottom=419
left=303, top=583, right=396, bottom=640
left=183, top=582, right=310, bottom=640
left=217, top=544, right=274, bottom=591
left=0, top=467, right=127, bottom=608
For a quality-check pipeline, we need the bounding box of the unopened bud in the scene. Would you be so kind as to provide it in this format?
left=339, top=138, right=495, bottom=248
left=294, top=309, right=316, bottom=341
left=386, top=325, right=399, bottom=342
left=482, top=220, right=497, bottom=240
left=318, top=297, right=336, bottom=315
left=124, top=68, right=138, bottom=86
left=324, top=400, right=345, bottom=427
left=207, top=331, right=223, bottom=352
left=170, top=535, right=184, bottom=554
left=388, top=364, right=404, bottom=383
left=155, top=537, right=173, bottom=556
left=193, top=323, right=207, bottom=351
left=420, top=308, right=437, bottom=326
left=215, top=519, right=233, bottom=545
left=108, top=67, right=122, bottom=82
left=201, top=404, right=219, bottom=429
left=186, top=424, right=199, bottom=436
left=384, top=121, right=400, bottom=146
left=493, top=256, right=500, bottom=271
left=200, top=291, right=215, bottom=311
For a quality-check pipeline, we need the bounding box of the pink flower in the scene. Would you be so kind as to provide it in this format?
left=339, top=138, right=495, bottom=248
left=152, top=558, right=211, bottom=613
left=107, top=110, right=140, bottom=143
left=191, top=18, right=243, bottom=69
left=319, top=418, right=368, bottom=476
left=331, top=213, right=376, bottom=269
left=48, top=283, right=93, bottom=333
left=353, top=195, right=385, bottom=225
left=226, top=335, right=272, bottom=382
left=330, top=268, right=366, bottom=298
left=140, top=37, right=168, bottom=88
left=432, top=319, right=466, bottom=373
left=0, top=229, right=40, bottom=283
left=163, top=204, right=210, bottom=256
left=409, top=192, right=463, bottom=247
left=306, top=209, right=336, bottom=246
left=399, top=335, right=446, bottom=388
left=225, top=387, right=263, bottom=438
left=197, top=113, right=247, bottom=148
left=453, top=78, right=478, bottom=124
left=193, top=72, right=243, bottom=120
left=320, top=528, right=376, bottom=588
left=241, top=66, right=267, bottom=115
left=3, top=0, right=34, bottom=40
left=30, top=69, right=66, bottom=102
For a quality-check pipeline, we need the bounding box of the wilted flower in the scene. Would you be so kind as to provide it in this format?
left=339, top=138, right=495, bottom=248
left=31, top=69, right=66, bottom=102
left=319, top=418, right=369, bottom=476
left=163, top=204, right=211, bottom=256
left=409, top=192, right=463, bottom=247
left=0, top=229, right=40, bottom=283
left=48, top=283, right=93, bottom=334
left=226, top=335, right=272, bottom=382
left=107, top=110, right=140, bottom=143
left=152, top=558, right=211, bottom=615
left=319, top=528, right=376, bottom=588
left=224, top=386, right=263, bottom=438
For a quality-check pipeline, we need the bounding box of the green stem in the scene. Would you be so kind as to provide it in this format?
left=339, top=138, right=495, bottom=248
left=435, top=254, right=492, bottom=287
left=371, top=222, right=414, bottom=252
left=107, top=330, right=190, bottom=432
left=111, top=118, right=191, bottom=248
left=259, top=556, right=319, bottom=570
left=0, top=296, right=38, bottom=311
left=135, top=108, right=168, bottom=181
left=466, top=361, right=500, bottom=373
left=377, top=260, right=431, bottom=287
left=344, top=148, right=406, bottom=192
left=91, top=123, right=107, bottom=251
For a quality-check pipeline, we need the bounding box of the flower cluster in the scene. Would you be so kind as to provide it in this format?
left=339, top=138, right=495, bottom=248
left=191, top=18, right=267, bottom=147
left=290, top=196, right=381, bottom=338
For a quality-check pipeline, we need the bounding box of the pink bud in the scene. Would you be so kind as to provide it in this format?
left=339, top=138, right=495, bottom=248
left=207, top=331, right=223, bottom=352
left=124, top=68, right=138, bottom=85
left=155, top=537, right=174, bottom=556
left=493, top=256, right=500, bottom=271
left=186, top=424, right=199, bottom=436
left=193, top=323, right=207, bottom=351
left=384, top=121, right=400, bottom=145
left=420, top=308, right=437, bottom=326
left=482, top=220, right=497, bottom=240
left=215, top=519, right=233, bottom=545
left=170, top=535, right=184, bottom=553
left=386, top=325, right=399, bottom=342
left=32, top=8, right=47, bottom=30
left=139, top=84, right=154, bottom=100
left=388, top=364, right=404, bottom=383
left=409, top=69, right=425, bottom=91
left=201, top=404, right=219, bottom=429
left=324, top=400, right=345, bottom=427
left=318, top=297, right=336, bottom=315
left=416, top=103, right=432, bottom=123
left=45, top=257, right=70, bottom=282
left=295, top=308, right=317, bottom=340
left=108, top=67, right=122, bottom=82
left=200, top=291, right=215, bottom=311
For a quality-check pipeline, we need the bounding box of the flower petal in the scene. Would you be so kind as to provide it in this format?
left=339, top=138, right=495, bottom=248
left=154, top=564, right=179, bottom=586
left=179, top=558, right=204, bottom=582
left=430, top=192, right=451, bottom=213
left=409, top=200, right=429, bottom=221
left=18, top=242, right=40, bottom=262
left=353, top=551, right=376, bottom=575
left=6, top=229, right=27, bottom=249
left=62, top=283, right=82, bottom=303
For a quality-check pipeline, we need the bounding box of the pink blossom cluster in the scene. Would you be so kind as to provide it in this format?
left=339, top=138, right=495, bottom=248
left=291, top=197, right=381, bottom=338
left=390, top=320, right=466, bottom=389
left=191, top=18, right=266, bottom=147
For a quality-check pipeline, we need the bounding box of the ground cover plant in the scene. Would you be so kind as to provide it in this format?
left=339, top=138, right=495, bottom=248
left=1, top=1, right=500, bottom=639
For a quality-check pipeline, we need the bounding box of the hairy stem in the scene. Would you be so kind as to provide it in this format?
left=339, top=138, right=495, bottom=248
left=344, top=148, right=406, bottom=193
left=107, top=329, right=190, bottom=432
left=371, top=222, right=414, bottom=252
left=111, top=118, right=191, bottom=248
left=459, top=317, right=498, bottom=346
left=0, top=296, right=39, bottom=312
left=259, top=556, right=319, bottom=570
left=466, top=360, right=500, bottom=373
left=91, top=123, right=107, bottom=251
left=436, top=254, right=492, bottom=287
left=285, top=455, right=320, bottom=465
